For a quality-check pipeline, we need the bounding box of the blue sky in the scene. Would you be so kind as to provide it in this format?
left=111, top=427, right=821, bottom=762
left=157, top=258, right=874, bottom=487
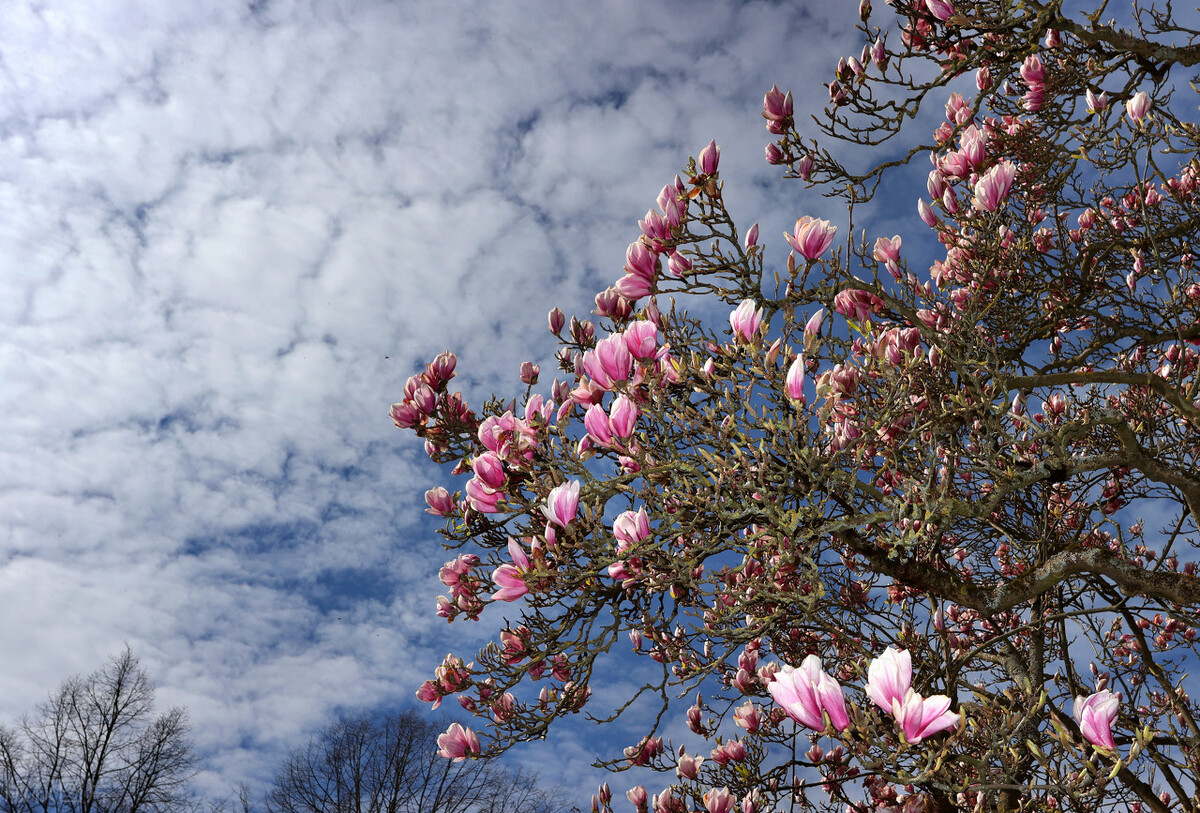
left=0, top=0, right=872, bottom=804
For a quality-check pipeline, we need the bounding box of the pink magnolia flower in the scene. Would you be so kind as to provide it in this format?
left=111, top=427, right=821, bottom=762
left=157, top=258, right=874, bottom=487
left=615, top=272, right=653, bottom=302
left=767, top=655, right=851, bottom=732
left=918, top=198, right=939, bottom=227
left=491, top=537, right=531, bottom=601
left=390, top=401, right=421, bottom=428
left=667, top=250, right=691, bottom=278
left=584, top=403, right=614, bottom=446
left=744, top=223, right=760, bottom=249
left=1020, top=54, right=1045, bottom=85
left=676, top=752, right=703, bottom=780
left=892, top=691, right=959, bottom=743
left=704, top=788, right=736, bottom=813
left=925, top=0, right=953, bottom=20
left=762, top=84, right=793, bottom=124
left=733, top=702, right=761, bottom=732
left=804, top=308, right=825, bottom=351
left=796, top=154, right=815, bottom=180
left=465, top=476, right=503, bottom=513
left=608, top=394, right=639, bottom=438
left=834, top=288, right=884, bottom=322
left=613, top=507, right=651, bottom=546
left=785, top=356, right=806, bottom=404
left=972, top=161, right=1017, bottom=212
left=976, top=65, right=992, bottom=91
left=544, top=480, right=581, bottom=528
left=471, top=451, right=506, bottom=491
left=785, top=216, right=837, bottom=260
left=865, top=647, right=912, bottom=712
left=873, top=234, right=902, bottom=265
left=617, top=242, right=658, bottom=300
left=623, top=321, right=659, bottom=359
left=698, top=140, right=720, bottom=175
left=1086, top=89, right=1109, bottom=113
left=1127, top=91, right=1151, bottom=123
left=582, top=335, right=633, bottom=389
left=436, top=723, right=480, bottom=761
left=959, top=126, right=986, bottom=167
left=729, top=299, right=763, bottom=342
left=425, top=487, right=454, bottom=516
left=1074, top=690, right=1119, bottom=750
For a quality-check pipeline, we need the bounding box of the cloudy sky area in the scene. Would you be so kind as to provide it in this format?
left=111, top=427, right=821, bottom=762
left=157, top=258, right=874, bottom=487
left=0, top=0, right=889, bottom=804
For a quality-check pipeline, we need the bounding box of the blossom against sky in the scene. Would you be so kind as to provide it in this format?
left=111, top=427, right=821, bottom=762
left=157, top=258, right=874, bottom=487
left=0, top=0, right=859, bottom=802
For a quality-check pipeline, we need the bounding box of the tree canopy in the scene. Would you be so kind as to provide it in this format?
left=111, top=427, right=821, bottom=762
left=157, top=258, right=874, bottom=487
left=0, top=648, right=195, bottom=813
left=262, top=709, right=567, bottom=813
left=393, top=0, right=1200, bottom=810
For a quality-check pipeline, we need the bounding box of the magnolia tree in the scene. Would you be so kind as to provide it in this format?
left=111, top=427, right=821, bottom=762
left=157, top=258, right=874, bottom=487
left=392, top=1, right=1200, bottom=811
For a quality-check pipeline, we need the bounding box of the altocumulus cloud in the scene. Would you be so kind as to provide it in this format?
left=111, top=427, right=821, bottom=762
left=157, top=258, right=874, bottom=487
left=0, top=0, right=855, bottom=802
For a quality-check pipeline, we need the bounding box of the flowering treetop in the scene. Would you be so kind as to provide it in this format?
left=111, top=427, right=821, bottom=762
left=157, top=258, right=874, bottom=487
left=394, top=1, right=1200, bottom=811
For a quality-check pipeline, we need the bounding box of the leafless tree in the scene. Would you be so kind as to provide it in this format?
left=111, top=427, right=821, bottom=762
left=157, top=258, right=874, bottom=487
left=0, top=647, right=196, bottom=813
left=262, top=710, right=571, bottom=813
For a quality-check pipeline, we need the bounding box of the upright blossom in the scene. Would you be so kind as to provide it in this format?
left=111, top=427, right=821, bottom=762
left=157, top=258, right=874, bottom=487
left=698, top=140, right=720, bottom=175
left=729, top=299, right=764, bottom=342
left=544, top=481, right=582, bottom=528
left=785, top=216, right=837, bottom=260
left=892, top=691, right=959, bottom=744
left=785, top=356, right=806, bottom=404
left=865, top=647, right=912, bottom=712
left=1127, top=91, right=1151, bottom=123
left=491, top=537, right=531, bottom=601
left=767, top=655, right=851, bottom=732
left=972, top=161, right=1017, bottom=212
left=1074, top=690, right=1119, bottom=750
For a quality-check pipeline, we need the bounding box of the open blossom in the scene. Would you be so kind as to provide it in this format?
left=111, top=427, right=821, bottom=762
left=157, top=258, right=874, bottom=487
left=972, top=161, right=1017, bottom=212
left=785, top=216, right=837, bottom=260
left=767, top=655, right=851, bottom=732
left=1075, top=690, right=1120, bottom=750
left=892, top=691, right=959, bottom=743
left=491, top=537, right=531, bottom=601
left=865, top=647, right=912, bottom=712
left=544, top=481, right=581, bottom=528
left=465, top=475, right=503, bottom=513
left=613, top=507, right=651, bottom=546
left=873, top=234, right=902, bottom=265
left=436, top=723, right=480, bottom=761
left=733, top=702, right=762, bottom=733
left=729, top=299, right=763, bottom=341
left=704, top=788, right=736, bottom=813
left=676, top=752, right=703, bottom=779
left=582, top=334, right=633, bottom=389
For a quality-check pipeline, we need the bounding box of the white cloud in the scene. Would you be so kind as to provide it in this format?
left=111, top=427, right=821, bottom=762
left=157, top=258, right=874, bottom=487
left=0, top=0, right=860, bottom=804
